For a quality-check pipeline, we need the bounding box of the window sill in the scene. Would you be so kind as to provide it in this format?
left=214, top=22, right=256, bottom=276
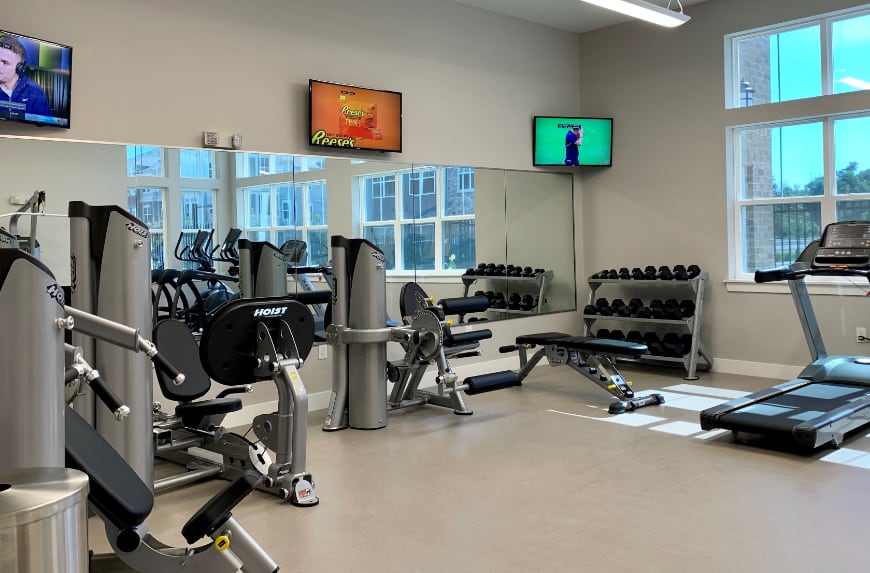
left=725, top=278, right=870, bottom=296
left=386, top=271, right=466, bottom=285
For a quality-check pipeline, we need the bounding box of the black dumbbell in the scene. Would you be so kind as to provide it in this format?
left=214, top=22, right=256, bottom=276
left=664, top=299, right=683, bottom=320
left=680, top=300, right=696, bottom=318
left=474, top=290, right=485, bottom=297
left=631, top=267, right=645, bottom=280
left=643, top=266, right=658, bottom=280
left=597, top=329, right=611, bottom=339
left=616, top=305, right=632, bottom=317
left=606, top=269, right=619, bottom=279
left=477, top=263, right=488, bottom=272
left=522, top=295, right=537, bottom=311
left=687, top=264, right=702, bottom=279
left=523, top=266, right=535, bottom=277
left=507, top=293, right=521, bottom=310
left=643, top=332, right=664, bottom=355
left=609, top=330, right=626, bottom=341
left=626, top=330, right=644, bottom=344
left=509, top=268, right=522, bottom=277
left=649, top=299, right=664, bottom=310
left=595, top=298, right=610, bottom=309
left=611, top=298, right=626, bottom=310
left=618, top=267, right=631, bottom=280
left=535, top=268, right=546, bottom=275
left=657, top=266, right=674, bottom=280
left=672, top=265, right=690, bottom=280
left=662, top=333, right=684, bottom=356
left=598, top=305, right=614, bottom=316
left=628, top=298, right=644, bottom=313
left=635, top=306, right=652, bottom=319
left=583, top=304, right=598, bottom=316
left=491, top=293, right=507, bottom=309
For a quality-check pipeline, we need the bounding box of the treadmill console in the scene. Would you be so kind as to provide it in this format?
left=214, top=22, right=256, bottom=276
left=813, top=221, right=870, bottom=269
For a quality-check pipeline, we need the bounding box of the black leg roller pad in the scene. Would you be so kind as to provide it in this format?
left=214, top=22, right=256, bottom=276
left=464, top=371, right=520, bottom=395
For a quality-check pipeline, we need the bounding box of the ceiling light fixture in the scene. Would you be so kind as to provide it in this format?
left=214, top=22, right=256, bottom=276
left=578, top=0, right=690, bottom=28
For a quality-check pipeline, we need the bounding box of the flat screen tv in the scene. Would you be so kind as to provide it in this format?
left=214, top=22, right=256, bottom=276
left=309, top=79, right=402, bottom=153
left=533, top=116, right=612, bottom=167
left=0, top=29, right=72, bottom=128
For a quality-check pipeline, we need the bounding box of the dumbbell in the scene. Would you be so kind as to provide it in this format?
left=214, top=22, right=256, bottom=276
left=680, top=300, right=696, bottom=318
left=687, top=264, right=702, bottom=279
left=635, top=306, right=652, bottom=319
left=628, top=298, right=644, bottom=314
left=657, top=266, right=674, bottom=280
left=507, top=293, right=522, bottom=310
left=491, top=293, right=507, bottom=309
left=664, top=299, right=684, bottom=320
left=672, top=265, right=690, bottom=280
left=631, top=267, right=645, bottom=280
left=596, top=329, right=611, bottom=339
left=477, top=263, right=488, bottom=273
left=643, top=266, right=658, bottom=280
left=605, top=269, right=619, bottom=279
left=643, top=332, right=665, bottom=355
left=509, top=267, right=523, bottom=277
left=608, top=330, right=626, bottom=341
left=583, top=304, right=598, bottom=316
left=662, top=333, right=684, bottom=356
left=649, top=299, right=666, bottom=319
left=523, top=266, right=535, bottom=277
left=535, top=268, right=546, bottom=276
left=618, top=267, right=631, bottom=280
left=626, top=330, right=644, bottom=344
left=520, top=295, right=536, bottom=311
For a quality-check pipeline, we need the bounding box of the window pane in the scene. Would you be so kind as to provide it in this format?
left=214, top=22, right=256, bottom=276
left=443, top=167, right=475, bottom=216
left=150, top=231, right=165, bottom=270
left=246, top=230, right=269, bottom=242
left=736, top=25, right=821, bottom=106
left=833, top=116, right=870, bottom=195
left=275, top=229, right=303, bottom=250
left=741, top=203, right=821, bottom=272
left=443, top=220, right=475, bottom=270
left=181, top=189, right=214, bottom=230
left=236, top=153, right=292, bottom=177
left=363, top=175, right=396, bottom=222
left=293, top=156, right=325, bottom=172
left=126, top=146, right=163, bottom=176
left=179, top=149, right=215, bottom=178
left=177, top=230, right=200, bottom=270
left=363, top=225, right=395, bottom=270
left=401, top=169, right=436, bottom=219
left=833, top=13, right=870, bottom=95
left=739, top=123, right=823, bottom=199
left=307, top=182, right=328, bottom=226
left=275, top=155, right=293, bottom=174
left=401, top=222, right=435, bottom=270
left=245, top=186, right=271, bottom=228
left=307, top=229, right=329, bottom=266
left=837, top=199, right=870, bottom=221
left=276, top=184, right=295, bottom=227
left=127, top=188, right=164, bottom=229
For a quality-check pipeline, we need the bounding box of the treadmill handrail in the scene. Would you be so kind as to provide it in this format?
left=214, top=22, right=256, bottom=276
left=755, top=266, right=870, bottom=283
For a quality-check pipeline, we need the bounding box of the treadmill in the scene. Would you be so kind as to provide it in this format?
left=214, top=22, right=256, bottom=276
left=701, top=220, right=870, bottom=449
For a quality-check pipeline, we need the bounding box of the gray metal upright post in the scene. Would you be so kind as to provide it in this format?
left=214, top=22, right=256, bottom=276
left=237, top=239, right=288, bottom=298
left=68, top=211, right=96, bottom=424
left=68, top=202, right=153, bottom=485
left=0, top=250, right=65, bottom=470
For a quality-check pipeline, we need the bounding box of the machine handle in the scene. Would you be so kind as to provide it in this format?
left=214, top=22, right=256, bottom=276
left=754, top=267, right=793, bottom=283
left=88, top=373, right=130, bottom=421
left=499, top=345, right=518, bottom=353
left=150, top=350, right=186, bottom=386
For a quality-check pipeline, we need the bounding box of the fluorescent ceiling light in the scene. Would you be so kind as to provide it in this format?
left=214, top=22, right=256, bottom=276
left=579, top=0, right=691, bottom=28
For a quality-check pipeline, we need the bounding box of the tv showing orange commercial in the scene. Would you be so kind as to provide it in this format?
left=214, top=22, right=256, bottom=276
left=309, top=79, right=402, bottom=153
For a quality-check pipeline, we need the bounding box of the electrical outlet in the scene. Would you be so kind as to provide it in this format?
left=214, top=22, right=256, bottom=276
left=318, top=344, right=328, bottom=359
left=857, top=327, right=867, bottom=343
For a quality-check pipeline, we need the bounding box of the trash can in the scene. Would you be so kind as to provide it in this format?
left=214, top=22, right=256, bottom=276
left=0, top=467, right=89, bottom=573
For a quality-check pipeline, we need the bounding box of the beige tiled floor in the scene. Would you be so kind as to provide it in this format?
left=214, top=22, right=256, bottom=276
left=89, top=366, right=870, bottom=572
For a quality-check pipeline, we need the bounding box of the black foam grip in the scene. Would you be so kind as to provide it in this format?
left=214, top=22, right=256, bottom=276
left=754, top=267, right=791, bottom=283
left=438, top=295, right=490, bottom=315
left=499, top=345, right=518, bottom=353
left=181, top=473, right=260, bottom=543
left=64, top=367, right=80, bottom=384
left=464, top=370, right=519, bottom=395
left=150, top=350, right=183, bottom=383
left=89, top=375, right=127, bottom=416
left=446, top=329, right=492, bottom=345
left=289, top=290, right=332, bottom=305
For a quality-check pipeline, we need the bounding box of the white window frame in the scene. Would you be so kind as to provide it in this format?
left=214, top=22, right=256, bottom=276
left=724, top=5, right=870, bottom=109
left=359, top=166, right=476, bottom=275
left=127, top=186, right=166, bottom=269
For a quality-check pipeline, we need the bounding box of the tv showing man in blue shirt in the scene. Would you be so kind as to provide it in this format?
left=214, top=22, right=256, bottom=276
left=0, top=34, right=53, bottom=122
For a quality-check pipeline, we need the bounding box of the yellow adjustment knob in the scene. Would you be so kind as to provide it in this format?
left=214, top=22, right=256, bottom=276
left=214, top=535, right=230, bottom=551
left=446, top=319, right=453, bottom=326
left=428, top=296, right=435, bottom=302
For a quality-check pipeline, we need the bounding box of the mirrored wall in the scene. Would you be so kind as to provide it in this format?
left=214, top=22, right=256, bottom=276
left=0, top=137, right=576, bottom=322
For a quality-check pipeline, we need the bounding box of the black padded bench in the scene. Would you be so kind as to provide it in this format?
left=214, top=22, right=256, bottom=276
left=515, top=332, right=647, bottom=359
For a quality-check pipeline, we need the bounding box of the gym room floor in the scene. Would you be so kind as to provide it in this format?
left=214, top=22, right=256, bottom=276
left=88, top=365, right=870, bottom=572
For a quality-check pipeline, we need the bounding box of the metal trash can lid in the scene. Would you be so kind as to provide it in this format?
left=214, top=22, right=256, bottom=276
left=0, top=467, right=89, bottom=529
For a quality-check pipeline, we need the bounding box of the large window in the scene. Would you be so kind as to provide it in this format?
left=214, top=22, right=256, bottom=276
left=126, top=146, right=163, bottom=176
left=360, top=167, right=476, bottom=272
left=179, top=149, right=216, bottom=179
left=728, top=6, right=870, bottom=108
left=732, top=113, right=870, bottom=276
left=127, top=187, right=165, bottom=270
left=240, top=181, right=329, bottom=266
left=179, top=189, right=216, bottom=269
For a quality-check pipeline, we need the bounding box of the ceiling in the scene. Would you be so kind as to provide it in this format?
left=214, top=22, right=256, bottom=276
left=451, top=0, right=710, bottom=34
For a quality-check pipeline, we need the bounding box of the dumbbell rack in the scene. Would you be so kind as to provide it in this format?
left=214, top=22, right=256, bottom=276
left=582, top=271, right=711, bottom=380
left=461, top=270, right=554, bottom=318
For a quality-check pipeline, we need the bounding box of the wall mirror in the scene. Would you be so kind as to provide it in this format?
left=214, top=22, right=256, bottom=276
left=0, top=137, right=576, bottom=323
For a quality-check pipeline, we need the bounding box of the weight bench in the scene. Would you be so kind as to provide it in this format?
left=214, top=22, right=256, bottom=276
left=65, top=407, right=280, bottom=572
left=500, top=332, right=664, bottom=414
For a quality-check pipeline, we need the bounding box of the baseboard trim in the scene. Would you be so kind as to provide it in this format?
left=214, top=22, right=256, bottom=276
left=711, top=358, right=802, bottom=380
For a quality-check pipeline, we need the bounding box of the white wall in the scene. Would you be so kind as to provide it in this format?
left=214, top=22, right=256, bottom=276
left=577, top=0, right=870, bottom=373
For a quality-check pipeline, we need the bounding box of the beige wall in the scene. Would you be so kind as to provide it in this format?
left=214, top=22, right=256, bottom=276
left=578, top=0, right=870, bottom=369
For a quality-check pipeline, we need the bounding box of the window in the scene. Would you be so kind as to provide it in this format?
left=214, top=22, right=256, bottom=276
left=179, top=189, right=216, bottom=269
left=126, top=146, right=163, bottom=176
left=239, top=181, right=329, bottom=266
left=127, top=187, right=165, bottom=269
left=727, top=6, right=870, bottom=108
left=359, top=167, right=476, bottom=272
left=732, top=113, right=870, bottom=276
left=235, top=153, right=293, bottom=178
left=179, top=149, right=216, bottom=179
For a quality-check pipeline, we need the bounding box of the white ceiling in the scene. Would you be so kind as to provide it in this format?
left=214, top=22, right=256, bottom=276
left=451, top=0, right=710, bottom=34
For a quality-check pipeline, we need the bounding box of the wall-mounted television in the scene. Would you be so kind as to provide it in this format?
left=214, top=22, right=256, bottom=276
left=309, top=79, right=402, bottom=153
left=0, top=29, right=72, bottom=128
left=533, top=116, right=612, bottom=167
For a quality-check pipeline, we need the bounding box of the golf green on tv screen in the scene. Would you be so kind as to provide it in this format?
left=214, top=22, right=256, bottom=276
left=533, top=116, right=612, bottom=167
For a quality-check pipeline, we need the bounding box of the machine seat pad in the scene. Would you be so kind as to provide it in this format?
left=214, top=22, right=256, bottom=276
left=445, top=329, right=492, bottom=347
left=515, top=332, right=647, bottom=357
left=153, top=318, right=213, bottom=401
left=176, top=397, right=243, bottom=424
left=65, top=408, right=153, bottom=529
left=515, top=332, right=575, bottom=346
left=182, top=473, right=260, bottom=544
